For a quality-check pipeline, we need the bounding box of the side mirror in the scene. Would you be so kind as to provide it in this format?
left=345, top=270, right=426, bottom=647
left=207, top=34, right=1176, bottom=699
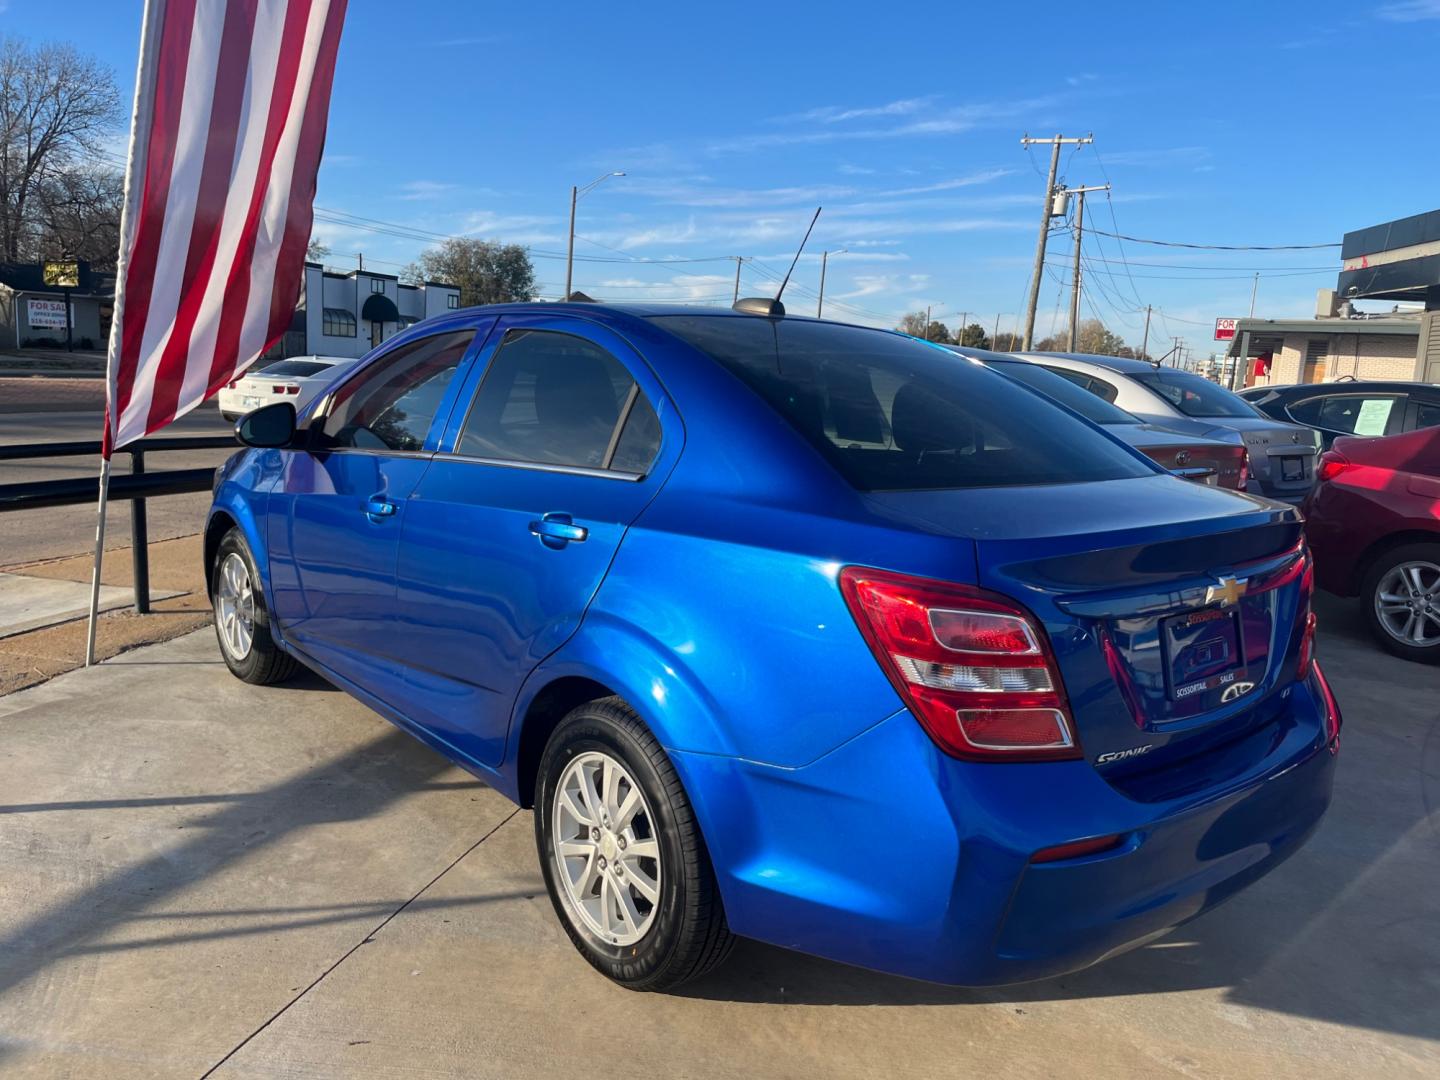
left=236, top=401, right=297, bottom=448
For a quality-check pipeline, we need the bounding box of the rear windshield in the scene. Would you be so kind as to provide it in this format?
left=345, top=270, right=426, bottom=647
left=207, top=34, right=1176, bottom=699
left=1132, top=371, right=1259, bottom=418
left=983, top=358, right=1137, bottom=425
left=654, top=316, right=1155, bottom=491
left=257, top=360, right=333, bottom=378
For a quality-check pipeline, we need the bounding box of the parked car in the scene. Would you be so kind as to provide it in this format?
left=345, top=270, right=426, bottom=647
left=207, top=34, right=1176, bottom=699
left=947, top=346, right=1248, bottom=489
left=1239, top=379, right=1440, bottom=450
left=1303, top=423, right=1440, bottom=663
left=1015, top=353, right=1319, bottom=501
left=208, top=304, right=1339, bottom=991
left=217, top=355, right=357, bottom=421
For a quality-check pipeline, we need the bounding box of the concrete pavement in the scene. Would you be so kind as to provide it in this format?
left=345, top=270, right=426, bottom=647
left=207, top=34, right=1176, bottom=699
left=0, top=597, right=1437, bottom=1078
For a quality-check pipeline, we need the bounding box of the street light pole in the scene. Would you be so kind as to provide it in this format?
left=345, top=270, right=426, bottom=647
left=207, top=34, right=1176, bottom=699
left=817, top=248, right=845, bottom=317
left=564, top=171, right=625, bottom=301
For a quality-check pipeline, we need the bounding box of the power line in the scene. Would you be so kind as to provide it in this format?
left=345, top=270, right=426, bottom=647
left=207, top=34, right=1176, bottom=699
left=1084, top=227, right=1341, bottom=251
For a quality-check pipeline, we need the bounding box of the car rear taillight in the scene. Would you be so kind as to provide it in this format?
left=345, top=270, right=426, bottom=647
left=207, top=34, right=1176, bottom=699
left=1311, top=660, right=1342, bottom=748
left=1297, top=550, right=1316, bottom=679
left=272, top=383, right=301, bottom=395
left=1237, top=447, right=1249, bottom=490
left=1316, top=450, right=1350, bottom=483
left=839, top=567, right=1080, bottom=762
left=226, top=379, right=239, bottom=389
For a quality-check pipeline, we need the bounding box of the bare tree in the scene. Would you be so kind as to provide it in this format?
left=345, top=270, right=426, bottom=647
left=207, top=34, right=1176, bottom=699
left=404, top=237, right=536, bottom=306
left=0, top=37, right=122, bottom=260
left=27, top=164, right=122, bottom=269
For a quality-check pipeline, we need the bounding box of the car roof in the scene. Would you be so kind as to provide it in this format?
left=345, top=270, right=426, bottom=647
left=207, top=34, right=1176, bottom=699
left=1016, top=351, right=1163, bottom=374
left=1257, top=380, right=1440, bottom=395
left=439, top=300, right=884, bottom=333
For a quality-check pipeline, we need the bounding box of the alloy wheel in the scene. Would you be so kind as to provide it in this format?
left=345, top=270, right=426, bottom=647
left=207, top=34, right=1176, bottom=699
left=551, top=750, right=662, bottom=947
left=1375, top=560, right=1440, bottom=648
left=215, top=551, right=256, bottom=661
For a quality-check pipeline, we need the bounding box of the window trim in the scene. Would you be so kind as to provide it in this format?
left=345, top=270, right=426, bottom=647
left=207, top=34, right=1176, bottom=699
left=446, top=293, right=459, bottom=309
left=369, top=278, right=385, bottom=294
left=442, top=452, right=644, bottom=482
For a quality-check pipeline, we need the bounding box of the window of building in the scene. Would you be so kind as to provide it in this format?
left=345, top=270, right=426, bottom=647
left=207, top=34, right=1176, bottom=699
left=322, top=307, right=356, bottom=337
left=321, top=331, right=474, bottom=452
left=456, top=329, right=660, bottom=473
left=370, top=278, right=385, bottom=294
left=446, top=293, right=459, bottom=309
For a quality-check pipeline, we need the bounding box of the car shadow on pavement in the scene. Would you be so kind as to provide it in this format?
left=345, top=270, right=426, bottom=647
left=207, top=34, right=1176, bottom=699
left=0, top=729, right=462, bottom=1001
left=679, top=605, right=1440, bottom=1046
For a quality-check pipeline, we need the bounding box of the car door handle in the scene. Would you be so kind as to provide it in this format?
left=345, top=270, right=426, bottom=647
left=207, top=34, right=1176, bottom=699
left=365, top=496, right=398, bottom=522
left=529, top=512, right=588, bottom=549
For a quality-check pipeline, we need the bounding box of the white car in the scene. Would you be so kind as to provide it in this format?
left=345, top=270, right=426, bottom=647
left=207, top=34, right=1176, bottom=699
left=1013, top=352, right=1320, bottom=501
left=218, top=356, right=357, bottom=422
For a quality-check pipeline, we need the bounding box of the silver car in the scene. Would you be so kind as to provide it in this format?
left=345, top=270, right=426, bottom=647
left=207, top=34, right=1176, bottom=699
left=218, top=355, right=358, bottom=422
left=1014, top=352, right=1319, bottom=501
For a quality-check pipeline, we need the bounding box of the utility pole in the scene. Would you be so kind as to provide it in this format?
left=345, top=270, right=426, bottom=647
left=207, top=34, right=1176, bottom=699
left=1140, top=305, right=1152, bottom=362
left=1063, top=184, right=1109, bottom=351
left=1172, top=337, right=1182, bottom=369
left=992, top=312, right=1000, bottom=348
left=959, top=311, right=969, bottom=344
left=1249, top=272, right=1259, bottom=318
left=924, top=305, right=932, bottom=341
left=1020, top=133, right=1092, bottom=349
left=731, top=256, right=743, bottom=304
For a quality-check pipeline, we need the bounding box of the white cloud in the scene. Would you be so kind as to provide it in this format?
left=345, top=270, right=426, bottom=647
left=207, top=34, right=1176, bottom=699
left=1377, top=0, right=1440, bottom=18
left=397, top=180, right=457, bottom=201
left=778, top=96, right=939, bottom=125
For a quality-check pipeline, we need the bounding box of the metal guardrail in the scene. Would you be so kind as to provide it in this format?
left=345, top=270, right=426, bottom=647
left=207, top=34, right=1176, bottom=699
left=0, top=434, right=238, bottom=615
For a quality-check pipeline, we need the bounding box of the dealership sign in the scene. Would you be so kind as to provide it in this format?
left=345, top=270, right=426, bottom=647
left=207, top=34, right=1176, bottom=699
left=27, top=298, right=70, bottom=330
left=1214, top=318, right=1239, bottom=341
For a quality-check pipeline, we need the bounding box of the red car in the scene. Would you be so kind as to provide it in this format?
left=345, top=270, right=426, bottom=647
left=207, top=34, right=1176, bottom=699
left=1303, top=424, right=1440, bottom=663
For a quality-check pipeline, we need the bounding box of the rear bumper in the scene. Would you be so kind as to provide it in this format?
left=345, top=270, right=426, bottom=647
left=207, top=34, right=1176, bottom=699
left=675, top=676, right=1336, bottom=986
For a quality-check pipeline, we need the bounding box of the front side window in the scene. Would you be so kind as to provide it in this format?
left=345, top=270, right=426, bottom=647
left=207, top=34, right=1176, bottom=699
left=655, top=316, right=1153, bottom=491
left=1289, top=394, right=1401, bottom=437
left=457, top=329, right=661, bottom=473
left=321, top=331, right=474, bottom=451
left=1131, top=370, right=1259, bottom=419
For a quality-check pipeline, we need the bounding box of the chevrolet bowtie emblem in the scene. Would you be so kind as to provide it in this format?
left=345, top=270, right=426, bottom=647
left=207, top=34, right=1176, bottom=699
left=1205, top=576, right=1249, bottom=607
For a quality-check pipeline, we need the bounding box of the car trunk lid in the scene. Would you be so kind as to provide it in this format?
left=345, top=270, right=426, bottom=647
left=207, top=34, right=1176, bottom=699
left=863, top=476, right=1309, bottom=779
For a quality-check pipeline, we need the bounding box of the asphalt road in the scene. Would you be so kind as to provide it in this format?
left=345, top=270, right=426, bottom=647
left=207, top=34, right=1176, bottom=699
left=0, top=596, right=1437, bottom=1078
left=0, top=400, right=235, bottom=567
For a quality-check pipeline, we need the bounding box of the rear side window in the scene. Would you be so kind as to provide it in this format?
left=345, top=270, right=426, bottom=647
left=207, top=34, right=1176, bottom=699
left=654, top=317, right=1154, bottom=491
left=1041, top=366, right=1119, bottom=403
left=458, top=329, right=661, bottom=474
left=1132, top=371, right=1258, bottom=418
left=322, top=331, right=473, bottom=451
left=1415, top=399, right=1440, bottom=431
left=986, top=359, right=1136, bottom=425
left=1289, top=394, right=1400, bottom=436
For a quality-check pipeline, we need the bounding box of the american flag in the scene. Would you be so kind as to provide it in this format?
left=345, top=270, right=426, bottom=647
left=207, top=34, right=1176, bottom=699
left=104, top=0, right=347, bottom=456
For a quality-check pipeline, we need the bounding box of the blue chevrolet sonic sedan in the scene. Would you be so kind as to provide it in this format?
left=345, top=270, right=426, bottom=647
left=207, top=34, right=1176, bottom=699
left=207, top=302, right=1340, bottom=991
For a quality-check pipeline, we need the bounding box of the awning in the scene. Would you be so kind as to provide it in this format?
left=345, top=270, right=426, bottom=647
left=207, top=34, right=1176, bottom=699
left=361, top=293, right=400, bottom=322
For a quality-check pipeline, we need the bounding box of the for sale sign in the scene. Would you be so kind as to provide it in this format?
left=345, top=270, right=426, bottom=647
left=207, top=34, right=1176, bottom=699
left=1215, top=317, right=1239, bottom=341
left=27, top=298, right=69, bottom=330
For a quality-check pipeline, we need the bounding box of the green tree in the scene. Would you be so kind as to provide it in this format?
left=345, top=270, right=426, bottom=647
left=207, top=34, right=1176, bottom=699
left=896, top=311, right=953, bottom=343
left=404, top=237, right=536, bottom=306
left=956, top=322, right=990, bottom=349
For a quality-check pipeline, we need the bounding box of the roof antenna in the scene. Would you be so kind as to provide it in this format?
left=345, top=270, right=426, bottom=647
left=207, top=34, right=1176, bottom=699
left=733, top=206, right=821, bottom=318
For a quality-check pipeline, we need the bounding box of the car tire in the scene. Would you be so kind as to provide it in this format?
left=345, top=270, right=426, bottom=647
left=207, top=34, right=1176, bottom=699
left=535, top=696, right=735, bottom=991
left=211, top=527, right=299, bottom=684
left=1361, top=542, right=1440, bottom=665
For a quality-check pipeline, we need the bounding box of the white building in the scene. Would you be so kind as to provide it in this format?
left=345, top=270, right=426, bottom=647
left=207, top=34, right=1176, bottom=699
left=284, top=262, right=460, bottom=359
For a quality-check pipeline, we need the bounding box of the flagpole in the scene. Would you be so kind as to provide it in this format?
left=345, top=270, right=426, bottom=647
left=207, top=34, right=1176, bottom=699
left=85, top=0, right=162, bottom=666
left=84, top=459, right=112, bottom=666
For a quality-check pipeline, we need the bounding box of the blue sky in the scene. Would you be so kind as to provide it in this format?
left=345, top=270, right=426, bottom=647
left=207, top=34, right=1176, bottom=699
left=8, top=0, right=1440, bottom=354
